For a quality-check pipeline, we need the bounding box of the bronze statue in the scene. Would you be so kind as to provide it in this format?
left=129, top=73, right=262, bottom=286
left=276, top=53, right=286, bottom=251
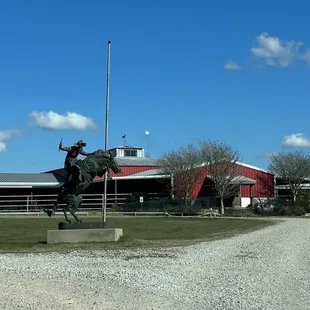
left=44, top=149, right=122, bottom=223
left=59, top=139, right=92, bottom=180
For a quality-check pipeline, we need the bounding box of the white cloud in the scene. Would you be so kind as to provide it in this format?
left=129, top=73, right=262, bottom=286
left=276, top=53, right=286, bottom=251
left=29, top=110, right=98, bottom=130
left=299, top=48, right=310, bottom=63
left=224, top=61, right=241, bottom=70
left=251, top=32, right=303, bottom=67
left=0, top=143, right=6, bottom=153
left=281, top=133, right=310, bottom=148
left=0, top=129, right=20, bottom=152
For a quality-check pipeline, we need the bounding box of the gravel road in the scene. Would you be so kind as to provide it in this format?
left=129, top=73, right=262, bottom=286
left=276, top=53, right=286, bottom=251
left=0, top=218, right=309, bottom=310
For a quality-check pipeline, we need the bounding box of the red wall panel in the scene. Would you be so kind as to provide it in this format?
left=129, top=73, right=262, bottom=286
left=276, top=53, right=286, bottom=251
left=239, top=166, right=274, bottom=198
left=94, top=166, right=158, bottom=180
left=187, top=165, right=274, bottom=198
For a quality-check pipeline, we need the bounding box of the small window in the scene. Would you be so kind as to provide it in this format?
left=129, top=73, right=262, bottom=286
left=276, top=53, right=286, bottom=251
left=124, top=149, right=137, bottom=157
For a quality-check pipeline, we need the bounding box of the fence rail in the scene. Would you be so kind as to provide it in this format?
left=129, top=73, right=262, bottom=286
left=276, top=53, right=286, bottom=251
left=0, top=193, right=131, bottom=212
left=0, top=193, right=223, bottom=215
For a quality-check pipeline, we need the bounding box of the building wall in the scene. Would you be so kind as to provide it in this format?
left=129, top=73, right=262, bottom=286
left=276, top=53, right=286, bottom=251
left=88, top=178, right=169, bottom=195
left=50, top=166, right=159, bottom=181
left=115, top=148, right=145, bottom=158
left=239, top=166, right=274, bottom=198
left=185, top=165, right=274, bottom=200
left=94, top=166, right=158, bottom=180
left=241, top=197, right=251, bottom=208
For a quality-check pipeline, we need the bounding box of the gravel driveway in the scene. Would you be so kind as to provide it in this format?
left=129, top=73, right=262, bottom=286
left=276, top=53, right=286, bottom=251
left=0, top=218, right=309, bottom=310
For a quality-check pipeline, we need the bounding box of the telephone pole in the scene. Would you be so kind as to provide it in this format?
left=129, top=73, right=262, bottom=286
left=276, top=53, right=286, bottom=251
left=103, top=40, right=111, bottom=223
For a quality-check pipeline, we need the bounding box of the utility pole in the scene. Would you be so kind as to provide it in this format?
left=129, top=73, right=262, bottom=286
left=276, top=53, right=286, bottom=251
left=103, top=40, right=111, bottom=223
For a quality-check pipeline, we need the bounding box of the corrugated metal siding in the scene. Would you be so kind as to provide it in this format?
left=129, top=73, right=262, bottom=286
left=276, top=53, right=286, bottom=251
left=115, top=157, right=158, bottom=166
left=94, top=166, right=159, bottom=180
left=240, top=166, right=274, bottom=197
left=187, top=165, right=274, bottom=198
left=183, top=168, right=208, bottom=198
left=111, top=166, right=159, bottom=177
left=0, top=173, right=64, bottom=183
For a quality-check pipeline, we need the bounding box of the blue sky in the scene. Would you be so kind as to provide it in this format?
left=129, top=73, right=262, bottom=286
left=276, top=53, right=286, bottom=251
left=0, top=0, right=310, bottom=173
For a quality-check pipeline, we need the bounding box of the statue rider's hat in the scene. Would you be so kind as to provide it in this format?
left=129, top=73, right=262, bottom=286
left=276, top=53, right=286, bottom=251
left=74, top=140, right=86, bottom=147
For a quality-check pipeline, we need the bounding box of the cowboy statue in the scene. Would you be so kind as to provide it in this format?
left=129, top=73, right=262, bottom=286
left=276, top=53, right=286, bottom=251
left=58, top=138, right=93, bottom=178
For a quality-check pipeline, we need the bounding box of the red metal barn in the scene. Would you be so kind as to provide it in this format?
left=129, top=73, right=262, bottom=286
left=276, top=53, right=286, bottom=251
left=188, top=162, right=274, bottom=208
left=46, top=146, right=274, bottom=208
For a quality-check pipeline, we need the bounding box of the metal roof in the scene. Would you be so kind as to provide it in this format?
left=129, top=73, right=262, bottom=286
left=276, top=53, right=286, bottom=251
left=130, top=169, right=256, bottom=184
left=110, top=146, right=144, bottom=150
left=235, top=161, right=270, bottom=174
left=93, top=170, right=255, bottom=184
left=0, top=173, right=64, bottom=187
left=115, top=157, right=159, bottom=166
left=230, top=176, right=256, bottom=185
left=131, top=169, right=164, bottom=177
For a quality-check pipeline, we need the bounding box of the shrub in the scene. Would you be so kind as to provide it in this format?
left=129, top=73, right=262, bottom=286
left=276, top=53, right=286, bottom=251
left=292, top=205, right=307, bottom=216
left=225, top=207, right=257, bottom=217
left=246, top=203, right=274, bottom=216
left=273, top=201, right=307, bottom=216
left=109, top=204, right=123, bottom=212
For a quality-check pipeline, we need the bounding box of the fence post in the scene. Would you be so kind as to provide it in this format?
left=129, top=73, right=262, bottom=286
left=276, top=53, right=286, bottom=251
left=26, top=195, right=29, bottom=213
left=102, top=194, right=106, bottom=222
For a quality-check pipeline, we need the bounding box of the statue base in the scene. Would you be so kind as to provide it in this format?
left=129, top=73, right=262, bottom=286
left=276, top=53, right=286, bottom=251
left=58, top=221, right=113, bottom=230
left=47, top=228, right=123, bottom=244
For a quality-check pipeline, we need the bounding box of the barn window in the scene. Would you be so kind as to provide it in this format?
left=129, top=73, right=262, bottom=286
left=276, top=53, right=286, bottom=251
left=124, top=149, right=137, bottom=157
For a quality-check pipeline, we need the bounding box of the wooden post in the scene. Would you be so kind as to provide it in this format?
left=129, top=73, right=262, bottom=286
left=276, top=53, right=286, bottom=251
left=250, top=184, right=254, bottom=206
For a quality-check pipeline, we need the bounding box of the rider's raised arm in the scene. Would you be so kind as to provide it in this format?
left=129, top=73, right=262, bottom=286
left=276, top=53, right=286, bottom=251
left=58, top=139, right=72, bottom=152
left=59, top=145, right=72, bottom=152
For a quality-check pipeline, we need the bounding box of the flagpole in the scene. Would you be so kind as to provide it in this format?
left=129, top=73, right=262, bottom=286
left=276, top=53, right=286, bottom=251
left=103, top=40, right=111, bottom=223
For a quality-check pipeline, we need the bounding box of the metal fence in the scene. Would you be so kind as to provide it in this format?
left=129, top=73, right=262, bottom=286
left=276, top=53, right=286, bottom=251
left=0, top=193, right=222, bottom=216
left=0, top=193, right=130, bottom=212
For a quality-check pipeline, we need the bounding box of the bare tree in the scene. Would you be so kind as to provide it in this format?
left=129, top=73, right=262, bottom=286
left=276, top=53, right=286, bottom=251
left=157, top=143, right=205, bottom=206
left=268, top=150, right=310, bottom=202
left=199, top=139, right=242, bottom=214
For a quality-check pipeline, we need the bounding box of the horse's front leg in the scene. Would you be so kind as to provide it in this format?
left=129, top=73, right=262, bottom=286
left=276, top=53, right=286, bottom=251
left=64, top=208, right=71, bottom=223
left=44, top=203, right=59, bottom=217
left=70, top=198, right=82, bottom=223
left=51, top=202, right=60, bottom=216
left=70, top=210, right=82, bottom=223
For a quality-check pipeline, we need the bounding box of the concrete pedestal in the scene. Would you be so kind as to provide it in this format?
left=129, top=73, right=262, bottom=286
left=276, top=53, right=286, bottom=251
left=47, top=228, right=123, bottom=244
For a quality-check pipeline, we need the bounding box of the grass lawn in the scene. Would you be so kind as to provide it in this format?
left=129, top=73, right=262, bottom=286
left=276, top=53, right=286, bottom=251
left=0, top=216, right=279, bottom=253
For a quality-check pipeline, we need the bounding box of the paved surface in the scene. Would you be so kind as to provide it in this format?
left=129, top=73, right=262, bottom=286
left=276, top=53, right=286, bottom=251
left=0, top=218, right=309, bottom=309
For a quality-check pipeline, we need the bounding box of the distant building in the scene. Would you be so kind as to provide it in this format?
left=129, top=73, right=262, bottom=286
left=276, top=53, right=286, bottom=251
left=274, top=177, right=310, bottom=201
left=0, top=145, right=275, bottom=209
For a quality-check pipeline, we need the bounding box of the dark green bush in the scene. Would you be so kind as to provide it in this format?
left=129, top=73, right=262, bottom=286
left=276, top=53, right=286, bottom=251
left=225, top=207, right=257, bottom=217
left=273, top=201, right=307, bottom=216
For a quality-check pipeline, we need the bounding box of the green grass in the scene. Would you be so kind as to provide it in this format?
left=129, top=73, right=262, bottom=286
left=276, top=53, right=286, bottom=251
left=0, top=216, right=279, bottom=253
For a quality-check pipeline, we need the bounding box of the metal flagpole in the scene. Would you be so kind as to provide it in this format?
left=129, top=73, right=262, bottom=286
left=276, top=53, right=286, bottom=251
left=103, top=40, right=111, bottom=223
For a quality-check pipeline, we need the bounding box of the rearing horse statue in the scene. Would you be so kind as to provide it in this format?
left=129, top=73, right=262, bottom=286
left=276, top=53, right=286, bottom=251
left=44, top=149, right=122, bottom=223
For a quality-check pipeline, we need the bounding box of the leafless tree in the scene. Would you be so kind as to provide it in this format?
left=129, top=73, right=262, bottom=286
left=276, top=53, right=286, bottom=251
left=157, top=143, right=205, bottom=206
left=255, top=174, right=275, bottom=197
left=199, top=139, right=242, bottom=214
left=268, top=150, right=310, bottom=202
